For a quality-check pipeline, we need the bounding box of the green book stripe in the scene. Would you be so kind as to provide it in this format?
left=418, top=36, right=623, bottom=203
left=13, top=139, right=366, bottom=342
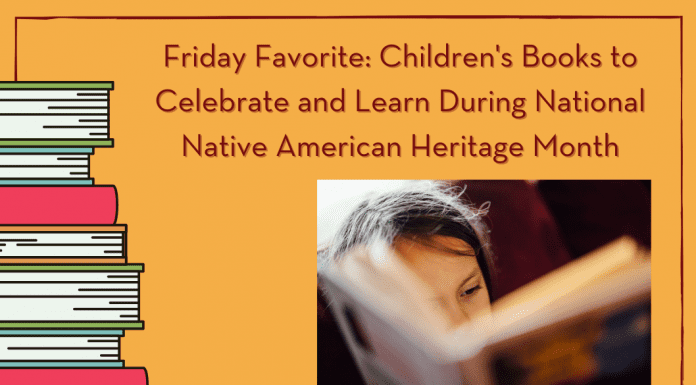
left=0, top=140, right=113, bottom=147
left=0, top=264, right=143, bottom=271
left=0, top=82, right=114, bottom=90
left=0, top=322, right=144, bottom=329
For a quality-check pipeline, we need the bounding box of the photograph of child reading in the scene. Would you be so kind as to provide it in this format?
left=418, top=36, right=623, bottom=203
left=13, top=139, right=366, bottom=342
left=317, top=180, right=651, bottom=385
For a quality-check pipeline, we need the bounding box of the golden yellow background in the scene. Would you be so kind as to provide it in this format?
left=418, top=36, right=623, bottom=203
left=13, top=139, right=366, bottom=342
left=1, top=2, right=693, bottom=384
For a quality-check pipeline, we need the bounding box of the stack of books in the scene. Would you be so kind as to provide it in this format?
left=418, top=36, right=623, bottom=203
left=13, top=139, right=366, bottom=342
left=0, top=82, right=148, bottom=384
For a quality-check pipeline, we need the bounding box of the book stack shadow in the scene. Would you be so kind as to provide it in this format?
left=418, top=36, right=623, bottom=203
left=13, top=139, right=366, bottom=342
left=0, top=82, right=147, bottom=384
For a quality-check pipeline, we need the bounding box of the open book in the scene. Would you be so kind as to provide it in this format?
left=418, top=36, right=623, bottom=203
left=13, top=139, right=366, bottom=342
left=319, top=237, right=650, bottom=385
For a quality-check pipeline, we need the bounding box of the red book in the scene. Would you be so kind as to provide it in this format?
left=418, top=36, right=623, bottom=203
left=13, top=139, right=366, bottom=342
left=0, top=186, right=117, bottom=224
left=0, top=368, right=147, bottom=384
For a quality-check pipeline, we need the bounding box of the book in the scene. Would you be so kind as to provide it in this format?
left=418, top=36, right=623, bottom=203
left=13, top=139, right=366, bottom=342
left=0, top=335, right=120, bottom=361
left=0, top=368, right=147, bottom=384
left=0, top=82, right=113, bottom=145
left=0, top=154, right=90, bottom=179
left=0, top=225, right=127, bottom=262
left=0, top=186, right=117, bottom=224
left=0, top=265, right=142, bottom=322
left=320, top=237, right=650, bottom=385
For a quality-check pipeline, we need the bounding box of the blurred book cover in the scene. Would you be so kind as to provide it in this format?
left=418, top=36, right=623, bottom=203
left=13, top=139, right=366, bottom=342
left=317, top=180, right=650, bottom=385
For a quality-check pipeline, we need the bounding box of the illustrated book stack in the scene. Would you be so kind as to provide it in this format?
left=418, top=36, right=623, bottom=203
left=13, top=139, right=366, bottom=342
left=0, top=82, right=148, bottom=384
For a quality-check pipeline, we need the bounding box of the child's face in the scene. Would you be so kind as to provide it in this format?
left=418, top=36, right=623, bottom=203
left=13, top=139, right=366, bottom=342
left=394, top=235, right=491, bottom=328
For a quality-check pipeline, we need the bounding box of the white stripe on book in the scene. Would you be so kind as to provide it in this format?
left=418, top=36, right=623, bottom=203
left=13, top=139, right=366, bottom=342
left=0, top=91, right=108, bottom=99
left=0, top=272, right=138, bottom=282
left=0, top=298, right=139, bottom=321
left=0, top=168, right=89, bottom=179
left=0, top=101, right=108, bottom=114
left=0, top=155, right=89, bottom=166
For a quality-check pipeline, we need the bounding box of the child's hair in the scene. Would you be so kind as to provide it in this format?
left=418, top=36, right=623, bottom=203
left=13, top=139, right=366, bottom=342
left=318, top=181, right=496, bottom=300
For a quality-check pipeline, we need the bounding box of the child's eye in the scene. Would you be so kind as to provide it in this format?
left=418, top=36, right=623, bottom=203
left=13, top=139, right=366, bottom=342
left=461, top=284, right=481, bottom=297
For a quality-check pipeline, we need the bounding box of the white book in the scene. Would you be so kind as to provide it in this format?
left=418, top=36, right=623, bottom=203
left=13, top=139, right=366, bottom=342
left=0, top=154, right=89, bottom=166
left=0, top=231, right=124, bottom=258
left=0, top=116, right=109, bottom=139
left=0, top=154, right=90, bottom=179
left=0, top=336, right=120, bottom=361
left=0, top=298, right=139, bottom=321
left=0, top=168, right=88, bottom=179
left=0, top=272, right=140, bottom=321
left=0, top=83, right=112, bottom=140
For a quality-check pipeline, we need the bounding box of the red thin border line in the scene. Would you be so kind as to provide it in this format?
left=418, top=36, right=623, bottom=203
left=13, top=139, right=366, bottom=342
left=680, top=16, right=684, bottom=385
left=13, top=15, right=685, bottom=19
left=15, top=14, right=685, bottom=383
